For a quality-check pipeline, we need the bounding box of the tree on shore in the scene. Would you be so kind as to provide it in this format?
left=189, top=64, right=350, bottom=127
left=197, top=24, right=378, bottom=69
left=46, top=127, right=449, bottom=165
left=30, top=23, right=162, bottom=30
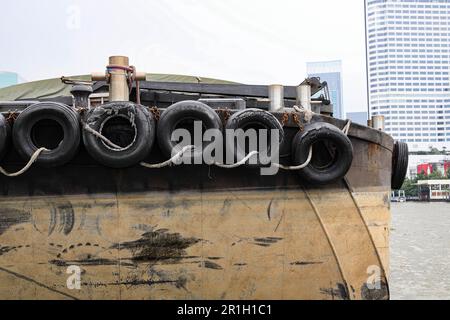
left=401, top=178, right=418, bottom=197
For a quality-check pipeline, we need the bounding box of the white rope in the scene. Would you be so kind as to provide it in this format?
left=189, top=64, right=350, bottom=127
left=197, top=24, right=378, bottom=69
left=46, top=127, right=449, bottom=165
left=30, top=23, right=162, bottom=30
left=0, top=147, right=48, bottom=177
left=293, top=105, right=313, bottom=123
left=293, top=105, right=303, bottom=113
left=81, top=120, right=126, bottom=151
left=141, top=149, right=262, bottom=170
left=138, top=111, right=352, bottom=172
left=140, top=145, right=195, bottom=169
left=139, top=145, right=312, bottom=171
left=0, top=118, right=350, bottom=176
left=140, top=147, right=312, bottom=171
left=342, top=119, right=352, bottom=136
left=86, top=112, right=349, bottom=172
left=272, top=146, right=313, bottom=171
left=272, top=120, right=351, bottom=171
left=214, top=151, right=259, bottom=169
left=272, top=118, right=351, bottom=171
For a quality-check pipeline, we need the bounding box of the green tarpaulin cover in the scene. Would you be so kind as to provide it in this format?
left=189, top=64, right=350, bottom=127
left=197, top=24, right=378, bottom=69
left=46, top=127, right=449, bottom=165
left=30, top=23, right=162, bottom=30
left=0, top=74, right=237, bottom=101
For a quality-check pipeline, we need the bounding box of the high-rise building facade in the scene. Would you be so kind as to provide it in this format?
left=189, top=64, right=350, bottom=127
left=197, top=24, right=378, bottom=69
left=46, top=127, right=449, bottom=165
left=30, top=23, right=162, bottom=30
left=307, top=60, right=344, bottom=119
left=365, top=0, right=450, bottom=152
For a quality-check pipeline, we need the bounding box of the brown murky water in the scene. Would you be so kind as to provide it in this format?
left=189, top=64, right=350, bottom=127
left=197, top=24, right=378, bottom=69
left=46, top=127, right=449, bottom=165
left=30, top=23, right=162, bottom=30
left=391, top=202, right=450, bottom=300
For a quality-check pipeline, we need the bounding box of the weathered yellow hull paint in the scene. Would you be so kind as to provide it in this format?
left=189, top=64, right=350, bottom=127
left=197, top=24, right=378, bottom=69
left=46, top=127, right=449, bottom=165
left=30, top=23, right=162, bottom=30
left=0, top=186, right=389, bottom=300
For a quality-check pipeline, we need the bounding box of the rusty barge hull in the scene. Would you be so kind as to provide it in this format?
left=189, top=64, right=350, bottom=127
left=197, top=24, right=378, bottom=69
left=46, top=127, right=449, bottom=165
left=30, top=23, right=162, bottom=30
left=0, top=114, right=393, bottom=300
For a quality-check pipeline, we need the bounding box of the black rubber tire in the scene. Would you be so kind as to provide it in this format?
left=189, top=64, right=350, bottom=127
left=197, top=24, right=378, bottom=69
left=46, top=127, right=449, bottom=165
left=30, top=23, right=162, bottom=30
left=225, top=108, right=284, bottom=166
left=12, top=102, right=81, bottom=167
left=391, top=141, right=409, bottom=190
left=292, top=122, right=353, bottom=185
left=82, top=102, right=155, bottom=168
left=157, top=100, right=223, bottom=160
left=0, top=113, right=11, bottom=161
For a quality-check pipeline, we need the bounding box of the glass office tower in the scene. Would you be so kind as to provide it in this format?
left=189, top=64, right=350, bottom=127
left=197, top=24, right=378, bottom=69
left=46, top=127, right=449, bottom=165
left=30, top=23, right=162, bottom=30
left=365, top=0, right=450, bottom=151
left=307, top=60, right=344, bottom=119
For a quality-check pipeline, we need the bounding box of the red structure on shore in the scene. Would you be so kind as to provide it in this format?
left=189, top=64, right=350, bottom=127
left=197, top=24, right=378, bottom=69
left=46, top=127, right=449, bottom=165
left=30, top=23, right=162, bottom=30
left=417, top=161, right=450, bottom=176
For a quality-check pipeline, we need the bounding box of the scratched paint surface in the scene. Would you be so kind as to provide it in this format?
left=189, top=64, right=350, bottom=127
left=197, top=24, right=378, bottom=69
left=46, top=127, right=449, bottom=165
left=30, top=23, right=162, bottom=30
left=0, top=187, right=390, bottom=300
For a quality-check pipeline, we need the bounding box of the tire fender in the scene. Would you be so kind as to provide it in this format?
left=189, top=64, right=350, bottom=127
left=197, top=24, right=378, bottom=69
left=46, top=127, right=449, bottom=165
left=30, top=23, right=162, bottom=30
left=157, top=100, right=222, bottom=161
left=224, top=108, right=284, bottom=166
left=292, top=121, right=353, bottom=185
left=12, top=102, right=81, bottom=167
left=82, top=101, right=155, bottom=168
left=0, top=113, right=11, bottom=161
left=391, top=141, right=409, bottom=190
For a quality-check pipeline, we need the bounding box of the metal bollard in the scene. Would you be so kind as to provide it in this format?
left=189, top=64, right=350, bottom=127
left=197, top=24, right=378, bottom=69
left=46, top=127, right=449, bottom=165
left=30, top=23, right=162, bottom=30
left=71, top=85, right=93, bottom=109
left=268, top=84, right=285, bottom=112
left=372, top=115, right=385, bottom=131
left=296, top=83, right=312, bottom=111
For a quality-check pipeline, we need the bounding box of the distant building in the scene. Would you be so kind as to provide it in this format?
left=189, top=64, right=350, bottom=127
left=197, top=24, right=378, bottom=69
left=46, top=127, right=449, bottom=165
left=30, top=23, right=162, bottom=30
left=417, top=162, right=450, bottom=177
left=365, top=0, right=450, bottom=152
left=408, top=154, right=450, bottom=178
left=346, top=112, right=368, bottom=125
left=0, top=71, right=20, bottom=89
left=307, top=60, right=344, bottom=119
left=417, top=180, right=450, bottom=201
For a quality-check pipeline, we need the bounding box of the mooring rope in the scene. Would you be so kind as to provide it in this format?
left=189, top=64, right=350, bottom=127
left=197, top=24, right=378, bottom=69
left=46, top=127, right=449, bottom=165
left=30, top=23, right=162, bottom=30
left=342, top=119, right=352, bottom=136
left=293, top=105, right=313, bottom=123
left=139, top=146, right=312, bottom=171
left=0, top=147, right=48, bottom=177
left=140, top=145, right=196, bottom=168
left=80, top=110, right=353, bottom=171
left=81, top=119, right=128, bottom=151
left=214, top=151, right=259, bottom=169
left=272, top=147, right=313, bottom=170
left=140, top=148, right=260, bottom=169
left=0, top=106, right=354, bottom=176
left=271, top=117, right=351, bottom=171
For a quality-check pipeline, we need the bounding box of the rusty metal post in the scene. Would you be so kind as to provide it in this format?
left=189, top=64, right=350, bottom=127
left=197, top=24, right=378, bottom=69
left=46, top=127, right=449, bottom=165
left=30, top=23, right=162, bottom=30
left=372, top=115, right=385, bottom=131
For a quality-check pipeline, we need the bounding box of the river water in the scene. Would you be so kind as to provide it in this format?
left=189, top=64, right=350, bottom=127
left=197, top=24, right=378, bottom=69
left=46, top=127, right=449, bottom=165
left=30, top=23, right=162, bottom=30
left=390, top=202, right=450, bottom=300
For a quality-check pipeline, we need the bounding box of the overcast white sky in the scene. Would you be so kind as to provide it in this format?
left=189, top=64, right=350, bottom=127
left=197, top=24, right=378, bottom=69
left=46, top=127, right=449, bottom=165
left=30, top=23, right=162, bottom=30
left=0, top=0, right=367, bottom=113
